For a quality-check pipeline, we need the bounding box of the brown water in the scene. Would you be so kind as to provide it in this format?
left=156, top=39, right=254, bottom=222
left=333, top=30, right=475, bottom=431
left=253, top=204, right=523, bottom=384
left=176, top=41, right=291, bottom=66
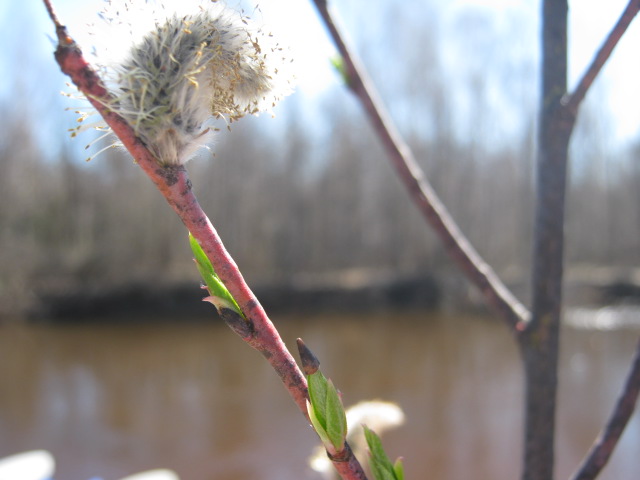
left=0, top=312, right=638, bottom=480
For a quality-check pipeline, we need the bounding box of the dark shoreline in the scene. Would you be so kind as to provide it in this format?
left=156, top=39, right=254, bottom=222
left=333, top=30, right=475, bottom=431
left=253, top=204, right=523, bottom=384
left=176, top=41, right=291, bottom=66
left=28, top=274, right=442, bottom=323
left=17, top=268, right=640, bottom=323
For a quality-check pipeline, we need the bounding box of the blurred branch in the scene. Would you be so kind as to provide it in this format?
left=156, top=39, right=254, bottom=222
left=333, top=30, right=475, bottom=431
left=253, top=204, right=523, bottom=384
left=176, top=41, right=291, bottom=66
left=44, top=3, right=367, bottom=478
left=560, top=8, right=640, bottom=469
left=310, top=0, right=529, bottom=331
left=528, top=0, right=640, bottom=336
left=521, top=1, right=569, bottom=477
left=312, top=2, right=639, bottom=479
left=524, top=1, right=639, bottom=477
left=564, top=0, right=640, bottom=116
left=569, top=337, right=640, bottom=480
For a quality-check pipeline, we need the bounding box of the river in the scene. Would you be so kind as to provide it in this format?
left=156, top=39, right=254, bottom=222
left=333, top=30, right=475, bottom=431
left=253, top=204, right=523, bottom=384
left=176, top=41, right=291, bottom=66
left=1, top=311, right=638, bottom=479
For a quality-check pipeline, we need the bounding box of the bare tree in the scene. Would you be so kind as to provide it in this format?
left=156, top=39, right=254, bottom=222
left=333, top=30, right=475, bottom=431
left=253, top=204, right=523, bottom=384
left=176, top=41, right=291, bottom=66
left=310, top=0, right=640, bottom=479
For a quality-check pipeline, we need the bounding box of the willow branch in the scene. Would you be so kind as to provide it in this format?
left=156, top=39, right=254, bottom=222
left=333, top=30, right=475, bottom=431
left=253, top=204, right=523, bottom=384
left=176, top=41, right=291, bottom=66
left=311, top=0, right=529, bottom=332
left=49, top=8, right=307, bottom=415
left=569, top=337, right=640, bottom=480
left=563, top=0, right=640, bottom=116
left=45, top=5, right=366, bottom=479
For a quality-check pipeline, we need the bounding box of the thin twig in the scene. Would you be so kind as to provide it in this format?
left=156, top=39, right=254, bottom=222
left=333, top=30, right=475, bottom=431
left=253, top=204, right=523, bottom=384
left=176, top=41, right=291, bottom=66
left=562, top=5, right=640, bottom=476
left=310, top=0, right=529, bottom=332
left=42, top=0, right=57, bottom=24
left=51, top=5, right=309, bottom=417
left=569, top=337, right=640, bottom=480
left=563, top=0, right=640, bottom=116
left=45, top=4, right=367, bottom=479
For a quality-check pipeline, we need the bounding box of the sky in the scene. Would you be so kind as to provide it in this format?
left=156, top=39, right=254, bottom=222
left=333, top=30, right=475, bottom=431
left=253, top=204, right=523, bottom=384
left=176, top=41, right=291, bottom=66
left=3, top=0, right=640, bottom=153
left=565, top=0, right=640, bottom=143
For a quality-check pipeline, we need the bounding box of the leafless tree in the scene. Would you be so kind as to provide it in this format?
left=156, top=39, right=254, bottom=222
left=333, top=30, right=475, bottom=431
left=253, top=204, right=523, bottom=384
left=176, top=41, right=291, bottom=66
left=310, top=0, right=640, bottom=479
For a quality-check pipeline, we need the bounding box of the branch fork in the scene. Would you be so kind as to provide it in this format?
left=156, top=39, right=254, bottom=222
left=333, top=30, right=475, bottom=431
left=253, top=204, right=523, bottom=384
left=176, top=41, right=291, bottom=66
left=310, top=1, right=640, bottom=479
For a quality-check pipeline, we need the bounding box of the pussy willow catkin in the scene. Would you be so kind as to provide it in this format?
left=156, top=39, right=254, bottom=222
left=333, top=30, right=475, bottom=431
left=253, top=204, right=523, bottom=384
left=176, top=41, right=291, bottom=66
left=92, top=1, right=294, bottom=165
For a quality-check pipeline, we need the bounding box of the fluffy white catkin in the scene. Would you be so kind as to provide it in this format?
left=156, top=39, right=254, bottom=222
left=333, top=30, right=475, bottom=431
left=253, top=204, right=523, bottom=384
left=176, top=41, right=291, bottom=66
left=82, top=1, right=294, bottom=165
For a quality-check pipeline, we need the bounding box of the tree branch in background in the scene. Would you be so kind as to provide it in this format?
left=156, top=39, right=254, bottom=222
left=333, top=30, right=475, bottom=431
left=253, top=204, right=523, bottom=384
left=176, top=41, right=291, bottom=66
left=564, top=0, right=640, bottom=117
left=521, top=2, right=571, bottom=477
left=525, top=1, right=639, bottom=475
left=569, top=338, right=640, bottom=480
left=561, top=4, right=640, bottom=476
left=310, top=0, right=529, bottom=333
left=43, top=2, right=366, bottom=478
left=312, top=1, right=640, bottom=480
left=531, top=0, right=640, bottom=335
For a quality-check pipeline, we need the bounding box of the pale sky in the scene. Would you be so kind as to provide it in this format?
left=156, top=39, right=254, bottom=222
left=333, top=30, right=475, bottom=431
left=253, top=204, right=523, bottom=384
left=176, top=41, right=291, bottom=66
left=19, top=0, right=640, bottom=148
left=265, top=0, right=639, bottom=144
left=264, top=0, right=640, bottom=145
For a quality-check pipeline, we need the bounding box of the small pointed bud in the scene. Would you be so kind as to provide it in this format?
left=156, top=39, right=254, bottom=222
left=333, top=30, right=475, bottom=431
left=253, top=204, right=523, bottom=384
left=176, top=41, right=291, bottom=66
left=219, top=307, right=253, bottom=340
left=297, top=338, right=320, bottom=376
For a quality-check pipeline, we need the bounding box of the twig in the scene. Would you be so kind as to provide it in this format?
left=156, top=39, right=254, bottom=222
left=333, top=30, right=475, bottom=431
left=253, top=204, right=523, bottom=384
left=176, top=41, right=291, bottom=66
left=42, top=0, right=57, bottom=23
left=563, top=0, right=640, bottom=116
left=562, top=5, right=640, bottom=476
left=569, top=337, right=640, bottom=480
left=310, top=0, right=529, bottom=332
left=48, top=0, right=308, bottom=417
left=45, top=4, right=367, bottom=479
left=328, top=443, right=368, bottom=480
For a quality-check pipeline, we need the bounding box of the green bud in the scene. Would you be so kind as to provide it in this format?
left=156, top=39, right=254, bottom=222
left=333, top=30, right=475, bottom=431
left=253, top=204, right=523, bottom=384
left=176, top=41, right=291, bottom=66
left=330, top=55, right=350, bottom=86
left=364, top=426, right=404, bottom=480
left=301, top=340, right=347, bottom=453
left=189, top=232, right=243, bottom=317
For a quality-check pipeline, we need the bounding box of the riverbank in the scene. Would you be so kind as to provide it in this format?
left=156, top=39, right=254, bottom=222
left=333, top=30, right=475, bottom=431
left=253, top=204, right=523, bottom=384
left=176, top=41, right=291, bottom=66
left=26, top=271, right=441, bottom=322
left=18, top=265, right=640, bottom=322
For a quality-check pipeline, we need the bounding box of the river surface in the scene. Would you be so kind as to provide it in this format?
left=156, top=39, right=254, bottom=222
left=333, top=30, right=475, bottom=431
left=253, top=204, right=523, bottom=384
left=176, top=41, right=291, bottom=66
left=1, top=311, right=639, bottom=480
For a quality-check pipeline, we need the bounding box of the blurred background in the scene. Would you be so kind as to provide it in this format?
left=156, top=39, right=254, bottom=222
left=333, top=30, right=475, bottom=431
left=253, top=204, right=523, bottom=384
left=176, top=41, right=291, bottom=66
left=1, top=0, right=639, bottom=478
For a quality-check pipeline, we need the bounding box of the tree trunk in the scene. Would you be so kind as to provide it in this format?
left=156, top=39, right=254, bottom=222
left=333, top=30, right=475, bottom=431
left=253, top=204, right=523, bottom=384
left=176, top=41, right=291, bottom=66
left=522, top=1, right=571, bottom=479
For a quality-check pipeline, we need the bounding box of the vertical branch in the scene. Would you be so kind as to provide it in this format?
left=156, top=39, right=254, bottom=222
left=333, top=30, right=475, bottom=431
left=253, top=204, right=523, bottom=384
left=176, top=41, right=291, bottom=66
left=524, top=1, right=639, bottom=478
left=531, top=0, right=570, bottom=332
left=521, top=1, right=570, bottom=479
left=310, top=0, right=639, bottom=479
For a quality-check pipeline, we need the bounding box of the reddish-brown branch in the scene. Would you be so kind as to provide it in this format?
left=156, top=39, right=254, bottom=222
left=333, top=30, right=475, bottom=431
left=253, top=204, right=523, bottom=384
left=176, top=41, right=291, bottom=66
left=564, top=0, right=640, bottom=116
left=50, top=10, right=309, bottom=416
left=328, top=443, right=368, bottom=480
left=310, top=1, right=528, bottom=332
left=43, top=0, right=57, bottom=23
left=569, top=337, right=640, bottom=480
left=45, top=6, right=366, bottom=480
